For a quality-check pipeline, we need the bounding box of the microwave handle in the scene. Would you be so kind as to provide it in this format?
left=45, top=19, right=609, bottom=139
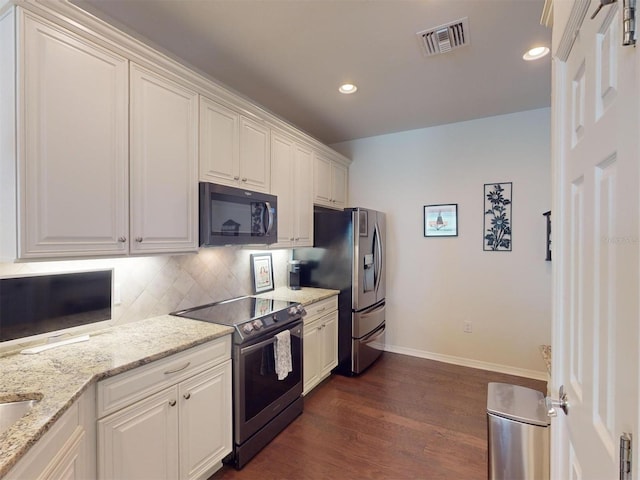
left=264, top=201, right=274, bottom=235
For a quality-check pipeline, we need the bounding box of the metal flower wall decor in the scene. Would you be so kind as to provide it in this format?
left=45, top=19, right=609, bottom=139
left=483, top=182, right=512, bottom=251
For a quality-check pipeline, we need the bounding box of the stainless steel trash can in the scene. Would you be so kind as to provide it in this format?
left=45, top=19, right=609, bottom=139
left=487, top=382, right=550, bottom=480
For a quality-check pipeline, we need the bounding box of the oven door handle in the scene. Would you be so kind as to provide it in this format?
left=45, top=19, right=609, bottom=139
left=240, top=324, right=301, bottom=356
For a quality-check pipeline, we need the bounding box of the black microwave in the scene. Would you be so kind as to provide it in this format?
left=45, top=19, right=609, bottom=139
left=199, top=182, right=277, bottom=246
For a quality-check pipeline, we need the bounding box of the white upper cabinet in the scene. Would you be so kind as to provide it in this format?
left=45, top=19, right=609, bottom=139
left=292, top=143, right=314, bottom=245
left=314, top=153, right=348, bottom=210
left=270, top=132, right=295, bottom=246
left=270, top=132, right=313, bottom=248
left=1, top=5, right=349, bottom=260
left=239, top=115, right=270, bottom=192
left=200, top=95, right=270, bottom=193
left=129, top=64, right=199, bottom=254
left=19, top=11, right=129, bottom=258
left=199, top=96, right=239, bottom=185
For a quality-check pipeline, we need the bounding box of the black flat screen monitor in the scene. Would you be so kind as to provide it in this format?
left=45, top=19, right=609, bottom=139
left=0, top=270, right=112, bottom=342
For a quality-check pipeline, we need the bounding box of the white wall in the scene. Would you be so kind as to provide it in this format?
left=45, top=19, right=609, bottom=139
left=333, top=108, right=552, bottom=378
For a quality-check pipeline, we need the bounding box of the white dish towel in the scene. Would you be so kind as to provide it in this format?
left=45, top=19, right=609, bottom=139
left=274, top=329, right=292, bottom=381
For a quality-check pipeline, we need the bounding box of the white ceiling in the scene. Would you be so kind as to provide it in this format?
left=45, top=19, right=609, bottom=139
left=72, top=0, right=551, bottom=145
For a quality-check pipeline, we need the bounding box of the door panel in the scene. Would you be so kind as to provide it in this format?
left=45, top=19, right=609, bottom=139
left=354, top=209, right=383, bottom=310
left=553, top=2, right=639, bottom=478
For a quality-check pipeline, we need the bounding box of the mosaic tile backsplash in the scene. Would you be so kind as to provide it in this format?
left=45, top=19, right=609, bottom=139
left=0, top=248, right=291, bottom=326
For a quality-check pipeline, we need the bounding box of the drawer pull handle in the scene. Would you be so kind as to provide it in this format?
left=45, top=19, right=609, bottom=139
left=183, top=393, right=191, bottom=400
left=317, top=307, right=327, bottom=313
left=164, top=362, right=191, bottom=375
left=169, top=400, right=177, bottom=407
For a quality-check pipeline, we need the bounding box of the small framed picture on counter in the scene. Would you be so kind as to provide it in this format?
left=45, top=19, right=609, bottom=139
left=251, top=253, right=274, bottom=293
left=424, top=204, right=458, bottom=237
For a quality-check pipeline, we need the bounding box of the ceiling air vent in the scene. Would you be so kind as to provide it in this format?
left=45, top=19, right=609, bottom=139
left=417, top=17, right=470, bottom=56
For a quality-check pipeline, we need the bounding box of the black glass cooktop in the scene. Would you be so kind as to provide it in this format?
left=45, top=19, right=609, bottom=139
left=172, top=296, right=296, bottom=327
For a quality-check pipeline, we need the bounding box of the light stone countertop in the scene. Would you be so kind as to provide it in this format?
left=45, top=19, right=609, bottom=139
left=539, top=344, right=551, bottom=375
left=256, top=286, right=340, bottom=306
left=0, top=315, right=233, bottom=478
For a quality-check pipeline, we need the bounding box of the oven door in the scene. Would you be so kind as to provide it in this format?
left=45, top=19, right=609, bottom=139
left=234, top=320, right=303, bottom=444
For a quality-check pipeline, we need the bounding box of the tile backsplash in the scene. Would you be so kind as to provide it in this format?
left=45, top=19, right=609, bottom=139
left=0, top=248, right=291, bottom=326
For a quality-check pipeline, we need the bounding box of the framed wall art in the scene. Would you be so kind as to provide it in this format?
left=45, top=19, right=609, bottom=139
left=250, top=253, right=274, bottom=293
left=483, top=182, right=512, bottom=251
left=424, top=204, right=458, bottom=237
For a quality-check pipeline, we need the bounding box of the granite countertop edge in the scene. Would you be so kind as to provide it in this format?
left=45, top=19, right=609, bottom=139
left=0, top=315, right=233, bottom=478
left=255, top=286, right=340, bottom=306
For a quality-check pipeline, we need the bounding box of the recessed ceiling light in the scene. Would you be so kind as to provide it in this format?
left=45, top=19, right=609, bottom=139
left=523, top=46, right=550, bottom=61
left=339, top=83, right=358, bottom=94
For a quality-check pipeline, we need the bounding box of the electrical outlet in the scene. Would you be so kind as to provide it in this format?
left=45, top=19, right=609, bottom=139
left=463, top=321, right=473, bottom=333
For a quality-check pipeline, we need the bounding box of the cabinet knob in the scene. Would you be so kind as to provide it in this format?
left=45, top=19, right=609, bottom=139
left=135, top=237, right=143, bottom=243
left=295, top=237, right=300, bottom=241
left=290, top=237, right=295, bottom=241
left=233, top=176, right=240, bottom=180
left=169, top=400, right=177, bottom=407
left=241, top=177, right=248, bottom=182
left=183, top=393, right=191, bottom=400
left=118, top=236, right=126, bottom=243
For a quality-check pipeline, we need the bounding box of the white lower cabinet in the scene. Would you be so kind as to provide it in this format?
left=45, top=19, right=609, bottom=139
left=303, top=296, right=339, bottom=395
left=6, top=387, right=97, bottom=480
left=97, top=338, right=232, bottom=480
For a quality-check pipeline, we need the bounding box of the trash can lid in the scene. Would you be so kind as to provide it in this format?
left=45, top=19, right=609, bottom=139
left=487, top=382, right=550, bottom=427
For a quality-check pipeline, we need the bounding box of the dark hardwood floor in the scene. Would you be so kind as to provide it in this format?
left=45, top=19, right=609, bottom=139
left=210, top=352, right=546, bottom=480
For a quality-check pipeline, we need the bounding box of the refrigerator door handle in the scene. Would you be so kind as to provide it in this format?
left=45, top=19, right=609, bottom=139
left=374, top=222, right=383, bottom=296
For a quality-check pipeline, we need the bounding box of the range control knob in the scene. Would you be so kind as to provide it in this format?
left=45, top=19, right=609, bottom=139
left=297, top=305, right=307, bottom=316
left=272, top=313, right=279, bottom=322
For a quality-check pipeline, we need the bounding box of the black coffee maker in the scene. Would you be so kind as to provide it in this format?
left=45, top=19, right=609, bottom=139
left=288, top=260, right=301, bottom=290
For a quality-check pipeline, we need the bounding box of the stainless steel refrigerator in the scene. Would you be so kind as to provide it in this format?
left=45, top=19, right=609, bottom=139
left=293, top=206, right=386, bottom=375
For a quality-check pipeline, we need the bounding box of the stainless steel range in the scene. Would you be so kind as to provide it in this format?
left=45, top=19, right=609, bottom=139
left=173, top=296, right=305, bottom=469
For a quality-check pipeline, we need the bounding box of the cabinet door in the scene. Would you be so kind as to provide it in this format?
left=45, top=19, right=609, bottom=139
left=39, top=429, right=86, bottom=480
left=303, top=320, right=321, bottom=395
left=98, top=387, right=179, bottom=480
left=270, top=132, right=295, bottom=246
left=320, top=311, right=339, bottom=377
left=313, top=154, right=332, bottom=207
left=178, top=361, right=232, bottom=480
left=330, top=162, right=348, bottom=209
left=129, top=64, right=198, bottom=254
left=239, top=116, right=270, bottom=192
left=20, top=13, right=128, bottom=258
left=293, top=144, right=314, bottom=246
left=199, top=96, right=240, bottom=185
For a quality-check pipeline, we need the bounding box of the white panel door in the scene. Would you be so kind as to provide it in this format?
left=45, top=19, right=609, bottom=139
left=270, top=132, right=295, bottom=246
left=199, top=96, right=240, bottom=185
left=313, top=154, right=332, bottom=206
left=293, top=143, right=314, bottom=246
left=98, top=387, right=179, bottom=480
left=303, top=320, right=321, bottom=395
left=239, top=116, right=270, bottom=192
left=129, top=63, right=198, bottom=254
left=20, top=12, right=128, bottom=257
left=178, top=362, right=232, bottom=480
left=553, top=2, right=639, bottom=478
left=330, top=161, right=348, bottom=209
left=319, top=311, right=338, bottom=377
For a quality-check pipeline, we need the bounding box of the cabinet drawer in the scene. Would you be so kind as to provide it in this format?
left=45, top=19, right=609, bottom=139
left=97, top=336, right=230, bottom=418
left=304, top=296, right=338, bottom=325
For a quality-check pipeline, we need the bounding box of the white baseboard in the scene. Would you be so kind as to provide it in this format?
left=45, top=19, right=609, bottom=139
left=384, top=344, right=548, bottom=382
